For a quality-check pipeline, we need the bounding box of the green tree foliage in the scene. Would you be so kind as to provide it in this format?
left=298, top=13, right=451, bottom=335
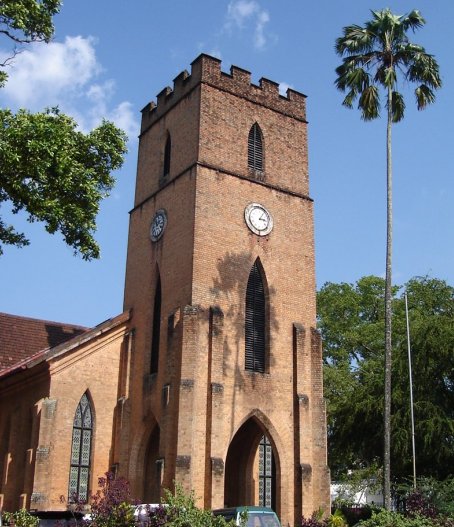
left=0, top=108, right=127, bottom=259
left=334, top=9, right=442, bottom=508
left=0, top=0, right=128, bottom=259
left=0, top=0, right=61, bottom=86
left=318, top=276, right=454, bottom=481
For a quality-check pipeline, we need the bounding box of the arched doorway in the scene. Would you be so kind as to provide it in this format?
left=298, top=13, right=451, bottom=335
left=143, top=426, right=161, bottom=503
left=224, top=417, right=279, bottom=512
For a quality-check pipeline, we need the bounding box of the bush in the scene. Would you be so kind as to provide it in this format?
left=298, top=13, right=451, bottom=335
left=1, top=510, right=39, bottom=527
left=394, top=477, right=454, bottom=518
left=327, top=510, right=348, bottom=527
left=85, top=472, right=136, bottom=527
left=334, top=505, right=376, bottom=527
left=357, top=510, right=433, bottom=527
left=301, top=509, right=350, bottom=527
left=145, top=484, right=237, bottom=526
left=406, top=491, right=437, bottom=520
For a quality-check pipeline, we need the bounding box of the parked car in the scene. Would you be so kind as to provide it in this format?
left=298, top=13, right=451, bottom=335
left=213, top=506, right=281, bottom=527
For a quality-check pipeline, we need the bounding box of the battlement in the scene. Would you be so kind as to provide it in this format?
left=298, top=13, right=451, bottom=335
left=140, top=53, right=307, bottom=133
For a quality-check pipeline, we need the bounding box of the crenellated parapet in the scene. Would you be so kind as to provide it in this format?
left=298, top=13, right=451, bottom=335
left=140, top=53, right=307, bottom=133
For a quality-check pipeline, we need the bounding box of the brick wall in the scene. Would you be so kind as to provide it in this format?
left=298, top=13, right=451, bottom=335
left=123, top=55, right=329, bottom=527
left=0, top=318, right=129, bottom=512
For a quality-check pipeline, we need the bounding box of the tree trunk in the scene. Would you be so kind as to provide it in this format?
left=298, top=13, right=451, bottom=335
left=383, top=85, right=393, bottom=510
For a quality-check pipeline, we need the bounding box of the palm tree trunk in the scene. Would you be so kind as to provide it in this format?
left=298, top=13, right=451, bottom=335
left=383, top=85, right=393, bottom=510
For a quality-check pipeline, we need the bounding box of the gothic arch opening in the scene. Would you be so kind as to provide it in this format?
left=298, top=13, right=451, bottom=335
left=68, top=392, right=94, bottom=502
left=224, top=417, right=279, bottom=513
left=143, top=425, right=161, bottom=503
left=245, top=258, right=269, bottom=373
left=248, top=122, right=264, bottom=172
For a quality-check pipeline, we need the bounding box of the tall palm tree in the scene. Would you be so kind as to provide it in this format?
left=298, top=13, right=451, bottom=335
left=334, top=9, right=441, bottom=509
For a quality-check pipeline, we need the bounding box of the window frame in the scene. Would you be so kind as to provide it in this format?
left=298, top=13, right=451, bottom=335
left=245, top=259, right=268, bottom=373
left=68, top=393, right=93, bottom=502
left=248, top=123, right=264, bottom=173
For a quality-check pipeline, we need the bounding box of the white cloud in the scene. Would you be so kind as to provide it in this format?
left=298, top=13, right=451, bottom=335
left=254, top=10, right=270, bottom=50
left=227, top=0, right=259, bottom=27
left=105, top=101, right=137, bottom=141
left=225, top=0, right=271, bottom=50
left=1, top=36, right=99, bottom=107
left=0, top=36, right=138, bottom=140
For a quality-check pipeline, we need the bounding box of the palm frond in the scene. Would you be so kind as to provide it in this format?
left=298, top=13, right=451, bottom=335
left=358, top=86, right=380, bottom=121
left=342, top=90, right=357, bottom=109
left=374, top=66, right=397, bottom=88
left=415, top=85, right=436, bottom=110
left=390, top=91, right=405, bottom=122
left=369, top=9, right=403, bottom=40
left=394, top=43, right=425, bottom=66
left=335, top=8, right=441, bottom=121
left=402, top=10, right=426, bottom=32
left=336, top=66, right=371, bottom=94
left=335, top=25, right=375, bottom=55
left=407, top=52, right=442, bottom=89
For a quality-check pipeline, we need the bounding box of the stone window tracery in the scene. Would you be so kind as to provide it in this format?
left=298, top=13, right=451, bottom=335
left=68, top=392, right=93, bottom=502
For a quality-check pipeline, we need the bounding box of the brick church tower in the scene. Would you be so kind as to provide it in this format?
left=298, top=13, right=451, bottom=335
left=121, top=54, right=330, bottom=526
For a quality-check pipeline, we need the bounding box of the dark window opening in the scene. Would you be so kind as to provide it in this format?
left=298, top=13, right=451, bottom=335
left=68, top=393, right=93, bottom=502
left=150, top=276, right=162, bottom=374
left=245, top=260, right=266, bottom=372
left=248, top=123, right=263, bottom=172
left=163, top=134, right=171, bottom=177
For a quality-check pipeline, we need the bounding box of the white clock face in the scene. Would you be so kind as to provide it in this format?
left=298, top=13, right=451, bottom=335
left=244, top=203, right=273, bottom=236
left=150, top=209, right=167, bottom=242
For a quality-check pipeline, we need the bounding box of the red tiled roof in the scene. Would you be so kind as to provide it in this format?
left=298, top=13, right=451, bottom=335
left=0, top=312, right=89, bottom=372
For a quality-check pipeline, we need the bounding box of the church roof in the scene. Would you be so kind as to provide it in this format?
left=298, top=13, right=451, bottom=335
left=0, top=312, right=89, bottom=373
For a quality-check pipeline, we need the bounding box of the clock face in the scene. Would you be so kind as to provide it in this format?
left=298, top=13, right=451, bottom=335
left=244, top=203, right=273, bottom=236
left=150, top=209, right=167, bottom=242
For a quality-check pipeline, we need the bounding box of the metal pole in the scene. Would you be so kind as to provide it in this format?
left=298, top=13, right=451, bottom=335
left=405, top=292, right=417, bottom=488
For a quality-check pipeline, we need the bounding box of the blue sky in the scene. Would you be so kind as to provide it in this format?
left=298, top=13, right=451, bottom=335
left=0, top=1, right=452, bottom=327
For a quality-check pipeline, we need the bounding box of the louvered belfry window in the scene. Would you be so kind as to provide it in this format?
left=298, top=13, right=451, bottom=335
left=68, top=393, right=93, bottom=502
left=150, top=275, right=162, bottom=374
left=248, top=123, right=263, bottom=172
left=245, top=260, right=266, bottom=372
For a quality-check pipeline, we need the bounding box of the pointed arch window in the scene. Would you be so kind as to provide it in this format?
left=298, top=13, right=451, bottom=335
left=150, top=275, right=162, bottom=374
left=248, top=123, right=263, bottom=172
left=68, top=393, right=93, bottom=502
left=163, top=134, right=171, bottom=177
left=258, top=435, right=276, bottom=509
left=245, top=259, right=267, bottom=372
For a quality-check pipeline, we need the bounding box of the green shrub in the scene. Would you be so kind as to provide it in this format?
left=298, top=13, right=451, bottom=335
left=334, top=505, right=377, bottom=527
left=2, top=510, right=39, bottom=527
left=395, top=477, right=454, bottom=518
left=149, top=484, right=238, bottom=526
left=357, top=510, right=435, bottom=527
left=327, top=510, right=348, bottom=527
